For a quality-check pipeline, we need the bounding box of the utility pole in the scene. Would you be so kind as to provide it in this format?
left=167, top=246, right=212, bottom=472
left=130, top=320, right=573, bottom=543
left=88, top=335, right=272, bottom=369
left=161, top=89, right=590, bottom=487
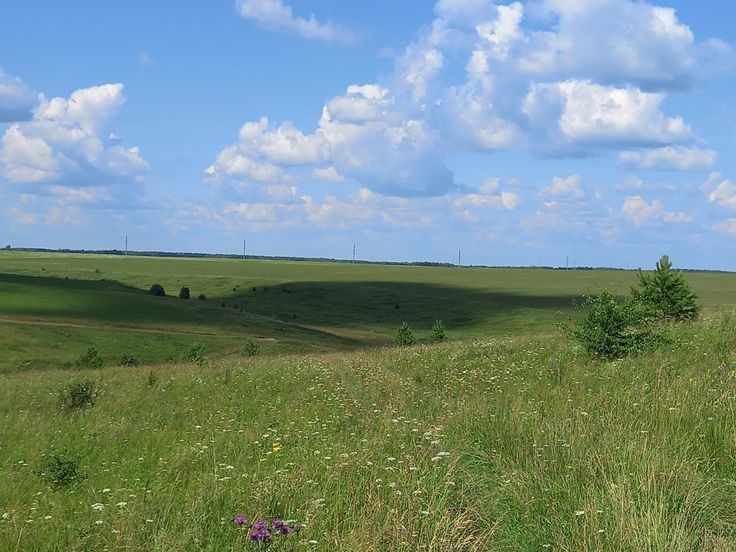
left=458, top=249, right=461, bottom=267
left=125, top=235, right=128, bottom=257
left=352, top=243, right=356, bottom=264
left=243, top=238, right=246, bottom=260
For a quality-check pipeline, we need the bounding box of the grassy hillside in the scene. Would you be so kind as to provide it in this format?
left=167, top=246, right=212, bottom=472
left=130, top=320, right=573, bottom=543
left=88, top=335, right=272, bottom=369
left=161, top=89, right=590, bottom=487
left=2, top=314, right=736, bottom=550
left=2, top=251, right=736, bottom=372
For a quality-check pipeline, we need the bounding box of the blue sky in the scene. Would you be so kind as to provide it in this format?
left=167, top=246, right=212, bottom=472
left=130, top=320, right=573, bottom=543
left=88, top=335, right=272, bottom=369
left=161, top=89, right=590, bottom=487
left=1, top=0, right=736, bottom=269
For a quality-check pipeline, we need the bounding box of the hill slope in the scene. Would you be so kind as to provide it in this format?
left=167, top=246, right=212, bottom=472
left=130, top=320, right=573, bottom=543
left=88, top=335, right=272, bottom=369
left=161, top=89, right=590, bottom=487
left=2, top=315, right=736, bottom=550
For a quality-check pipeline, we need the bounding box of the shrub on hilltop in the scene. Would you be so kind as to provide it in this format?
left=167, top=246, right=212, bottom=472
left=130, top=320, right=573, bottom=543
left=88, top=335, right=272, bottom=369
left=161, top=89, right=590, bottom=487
left=149, top=283, right=166, bottom=297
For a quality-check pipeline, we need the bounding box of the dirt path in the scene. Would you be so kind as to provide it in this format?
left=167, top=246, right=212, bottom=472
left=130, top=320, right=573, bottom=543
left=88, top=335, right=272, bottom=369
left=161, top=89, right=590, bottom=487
left=0, top=315, right=278, bottom=340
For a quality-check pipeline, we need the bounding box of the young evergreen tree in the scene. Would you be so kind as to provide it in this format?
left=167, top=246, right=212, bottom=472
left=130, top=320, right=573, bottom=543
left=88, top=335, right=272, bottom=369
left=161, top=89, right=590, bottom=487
left=631, top=255, right=699, bottom=321
left=395, top=322, right=416, bottom=347
left=429, top=320, right=446, bottom=342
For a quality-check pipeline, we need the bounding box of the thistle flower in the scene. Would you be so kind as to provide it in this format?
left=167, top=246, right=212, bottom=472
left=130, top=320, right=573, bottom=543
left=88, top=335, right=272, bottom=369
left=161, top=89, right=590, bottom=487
left=232, top=515, right=247, bottom=526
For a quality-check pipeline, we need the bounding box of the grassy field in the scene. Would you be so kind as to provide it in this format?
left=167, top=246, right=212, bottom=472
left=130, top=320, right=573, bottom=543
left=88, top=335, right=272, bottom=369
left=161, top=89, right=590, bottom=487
left=2, top=313, right=736, bottom=550
left=2, top=251, right=736, bottom=372
left=3, top=252, right=736, bottom=549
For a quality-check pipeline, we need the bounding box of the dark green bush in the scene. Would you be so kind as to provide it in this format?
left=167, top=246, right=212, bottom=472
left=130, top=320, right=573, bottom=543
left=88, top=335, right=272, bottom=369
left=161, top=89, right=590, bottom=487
left=59, top=380, right=98, bottom=410
left=179, top=286, right=190, bottom=299
left=119, top=354, right=140, bottom=366
left=395, top=322, right=416, bottom=347
left=429, top=320, right=447, bottom=343
left=573, top=290, right=652, bottom=360
left=186, top=343, right=208, bottom=367
left=197, top=293, right=207, bottom=301
left=76, top=347, right=104, bottom=369
left=37, top=452, right=84, bottom=488
left=149, top=283, right=166, bottom=296
left=243, top=340, right=260, bottom=357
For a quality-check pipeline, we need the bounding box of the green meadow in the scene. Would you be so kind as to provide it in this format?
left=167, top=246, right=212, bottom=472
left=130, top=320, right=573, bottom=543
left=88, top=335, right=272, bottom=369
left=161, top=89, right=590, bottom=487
left=2, top=251, right=736, bottom=372
left=2, top=252, right=736, bottom=550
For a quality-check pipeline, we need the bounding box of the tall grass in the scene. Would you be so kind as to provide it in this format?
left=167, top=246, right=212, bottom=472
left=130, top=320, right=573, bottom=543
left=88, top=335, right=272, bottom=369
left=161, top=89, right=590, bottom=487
left=1, top=315, right=736, bottom=550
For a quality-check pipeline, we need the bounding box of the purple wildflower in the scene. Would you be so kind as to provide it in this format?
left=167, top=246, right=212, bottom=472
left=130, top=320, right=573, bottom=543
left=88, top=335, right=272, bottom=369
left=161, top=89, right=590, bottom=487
left=272, top=518, right=284, bottom=529
left=292, top=523, right=303, bottom=533
left=278, top=524, right=291, bottom=535
left=253, top=518, right=268, bottom=530
left=232, top=515, right=247, bottom=526
left=249, top=527, right=272, bottom=542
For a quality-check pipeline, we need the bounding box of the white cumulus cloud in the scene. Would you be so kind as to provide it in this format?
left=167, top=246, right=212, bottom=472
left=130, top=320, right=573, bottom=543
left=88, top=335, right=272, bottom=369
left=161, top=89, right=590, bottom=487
left=618, top=146, right=717, bottom=170
left=0, top=68, right=38, bottom=122
left=0, top=83, right=147, bottom=186
left=235, top=0, right=356, bottom=44
left=621, top=195, right=691, bottom=226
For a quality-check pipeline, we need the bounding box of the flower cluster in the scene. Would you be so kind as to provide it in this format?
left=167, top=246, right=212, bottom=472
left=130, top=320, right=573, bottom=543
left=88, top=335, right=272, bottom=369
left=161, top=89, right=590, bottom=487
left=232, top=516, right=303, bottom=543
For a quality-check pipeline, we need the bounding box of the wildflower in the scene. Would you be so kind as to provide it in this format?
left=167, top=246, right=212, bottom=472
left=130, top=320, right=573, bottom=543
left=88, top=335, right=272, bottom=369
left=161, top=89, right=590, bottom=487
left=272, top=442, right=283, bottom=454
left=232, top=515, right=247, bottom=526
left=91, top=503, right=105, bottom=511
left=575, top=510, right=585, bottom=516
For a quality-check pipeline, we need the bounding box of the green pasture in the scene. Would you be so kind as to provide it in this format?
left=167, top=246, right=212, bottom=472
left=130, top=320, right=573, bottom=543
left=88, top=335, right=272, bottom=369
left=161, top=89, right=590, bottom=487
left=1, top=251, right=736, bottom=372
left=2, top=315, right=736, bottom=550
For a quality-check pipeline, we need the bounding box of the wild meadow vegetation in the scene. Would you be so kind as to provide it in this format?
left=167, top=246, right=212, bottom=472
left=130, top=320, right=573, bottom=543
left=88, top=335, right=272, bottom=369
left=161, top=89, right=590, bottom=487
left=1, top=252, right=736, bottom=550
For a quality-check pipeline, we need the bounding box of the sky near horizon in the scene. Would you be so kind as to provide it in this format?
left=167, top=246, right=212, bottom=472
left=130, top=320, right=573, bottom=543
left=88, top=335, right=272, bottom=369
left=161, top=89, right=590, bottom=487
left=1, top=0, right=736, bottom=269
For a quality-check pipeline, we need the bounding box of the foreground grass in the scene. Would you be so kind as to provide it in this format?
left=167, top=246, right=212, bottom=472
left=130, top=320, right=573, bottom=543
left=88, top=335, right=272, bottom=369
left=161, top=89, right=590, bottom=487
left=2, top=315, right=736, bottom=550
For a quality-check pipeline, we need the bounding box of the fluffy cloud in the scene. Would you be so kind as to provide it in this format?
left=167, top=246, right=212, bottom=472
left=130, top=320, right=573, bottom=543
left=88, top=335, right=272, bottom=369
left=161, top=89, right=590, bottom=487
left=520, top=0, right=733, bottom=89
left=0, top=83, right=148, bottom=186
left=705, top=174, right=736, bottom=210
left=543, top=175, right=583, bottom=198
left=452, top=178, right=519, bottom=221
left=235, top=0, right=355, bottom=44
left=621, top=195, right=691, bottom=226
left=212, top=1, right=732, bottom=201
left=209, top=84, right=455, bottom=196
left=0, top=68, right=38, bottom=122
left=523, top=80, right=691, bottom=148
left=714, top=219, right=736, bottom=235
left=618, top=146, right=717, bottom=170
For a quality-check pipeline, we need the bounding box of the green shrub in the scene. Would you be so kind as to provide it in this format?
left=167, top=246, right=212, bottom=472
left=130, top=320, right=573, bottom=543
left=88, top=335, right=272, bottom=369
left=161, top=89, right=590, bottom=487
left=243, top=340, right=260, bottom=357
left=395, top=322, right=416, bottom=347
left=197, top=293, right=207, bottom=301
left=37, top=452, right=84, bottom=488
left=119, top=354, right=140, bottom=366
left=186, top=343, right=208, bottom=367
left=149, top=283, right=166, bottom=296
left=429, top=320, right=447, bottom=342
left=59, top=380, right=98, bottom=410
left=631, top=255, right=699, bottom=321
left=75, top=346, right=104, bottom=368
left=179, top=286, right=190, bottom=299
left=572, top=290, right=652, bottom=360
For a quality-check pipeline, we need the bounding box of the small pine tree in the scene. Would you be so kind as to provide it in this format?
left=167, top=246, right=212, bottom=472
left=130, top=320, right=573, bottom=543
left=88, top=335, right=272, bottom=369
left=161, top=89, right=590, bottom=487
left=179, top=286, right=190, bottom=300
left=395, top=322, right=415, bottom=347
left=631, top=255, right=699, bottom=321
left=429, top=320, right=446, bottom=342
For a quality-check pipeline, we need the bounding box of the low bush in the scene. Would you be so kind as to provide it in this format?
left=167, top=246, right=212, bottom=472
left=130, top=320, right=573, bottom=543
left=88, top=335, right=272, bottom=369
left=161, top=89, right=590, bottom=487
left=572, top=290, right=653, bottom=360
left=76, top=347, right=104, bottom=369
left=149, top=283, right=166, bottom=297
left=186, top=343, right=208, bottom=367
left=179, top=286, right=190, bottom=299
left=59, top=380, right=98, bottom=410
left=243, top=340, right=260, bottom=357
left=197, top=293, right=207, bottom=301
left=119, top=354, right=140, bottom=366
left=37, top=452, right=84, bottom=488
